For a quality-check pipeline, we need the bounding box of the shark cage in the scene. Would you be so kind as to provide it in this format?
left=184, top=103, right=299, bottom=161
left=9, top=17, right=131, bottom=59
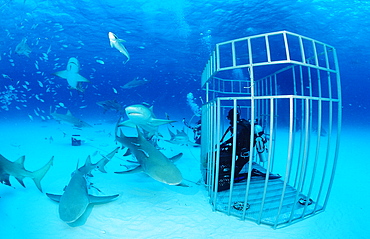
left=200, top=31, right=341, bottom=228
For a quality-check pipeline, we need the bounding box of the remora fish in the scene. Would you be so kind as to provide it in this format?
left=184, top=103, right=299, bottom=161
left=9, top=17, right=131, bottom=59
left=46, top=148, right=119, bottom=224
left=0, top=154, right=54, bottom=192
left=54, top=57, right=90, bottom=92
left=165, top=128, right=200, bottom=147
left=117, top=104, right=176, bottom=138
left=108, top=32, right=130, bottom=63
left=96, top=99, right=125, bottom=114
left=115, top=127, right=183, bottom=185
left=15, top=38, right=32, bottom=57
left=51, top=110, right=93, bottom=128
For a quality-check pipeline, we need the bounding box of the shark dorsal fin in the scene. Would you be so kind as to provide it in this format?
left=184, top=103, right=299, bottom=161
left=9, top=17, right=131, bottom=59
left=85, top=155, right=92, bottom=167
left=15, top=156, right=26, bottom=168
left=66, top=110, right=72, bottom=116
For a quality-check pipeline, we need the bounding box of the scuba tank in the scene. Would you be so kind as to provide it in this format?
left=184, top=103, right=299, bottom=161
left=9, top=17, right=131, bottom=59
left=254, top=124, right=268, bottom=162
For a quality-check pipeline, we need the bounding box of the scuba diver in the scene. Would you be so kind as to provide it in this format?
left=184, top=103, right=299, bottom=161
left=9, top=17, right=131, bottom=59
left=183, top=118, right=201, bottom=144
left=220, top=109, right=280, bottom=182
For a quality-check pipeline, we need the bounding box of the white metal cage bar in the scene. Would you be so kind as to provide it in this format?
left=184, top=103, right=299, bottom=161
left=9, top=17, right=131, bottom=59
left=200, top=31, right=341, bottom=228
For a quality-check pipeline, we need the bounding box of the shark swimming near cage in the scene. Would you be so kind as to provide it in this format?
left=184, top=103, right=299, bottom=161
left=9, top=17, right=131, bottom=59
left=115, top=126, right=183, bottom=186
left=46, top=148, right=119, bottom=224
left=117, top=104, right=176, bottom=138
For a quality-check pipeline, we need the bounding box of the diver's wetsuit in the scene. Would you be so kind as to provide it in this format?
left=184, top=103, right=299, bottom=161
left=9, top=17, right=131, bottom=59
left=221, top=119, right=252, bottom=176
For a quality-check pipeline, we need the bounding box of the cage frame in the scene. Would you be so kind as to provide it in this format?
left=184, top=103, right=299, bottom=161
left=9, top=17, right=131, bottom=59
left=200, top=30, right=341, bottom=229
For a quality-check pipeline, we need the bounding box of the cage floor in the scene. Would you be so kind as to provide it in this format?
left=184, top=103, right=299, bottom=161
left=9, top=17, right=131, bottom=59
left=213, top=163, right=323, bottom=226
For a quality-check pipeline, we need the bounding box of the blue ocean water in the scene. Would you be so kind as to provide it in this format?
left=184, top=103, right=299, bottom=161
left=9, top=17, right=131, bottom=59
left=0, top=0, right=369, bottom=124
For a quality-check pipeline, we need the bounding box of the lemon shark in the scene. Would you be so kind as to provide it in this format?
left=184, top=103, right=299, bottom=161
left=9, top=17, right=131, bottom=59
left=96, top=99, right=125, bottom=114
left=115, top=127, right=183, bottom=186
left=165, top=128, right=200, bottom=147
left=51, top=110, right=93, bottom=128
left=46, top=148, right=119, bottom=224
left=117, top=104, right=176, bottom=138
left=122, top=77, right=150, bottom=89
left=0, top=154, right=54, bottom=192
left=54, top=57, right=90, bottom=92
left=108, top=32, right=130, bottom=63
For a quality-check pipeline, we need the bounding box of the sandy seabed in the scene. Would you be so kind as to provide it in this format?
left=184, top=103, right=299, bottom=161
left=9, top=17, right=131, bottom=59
left=0, top=119, right=368, bottom=239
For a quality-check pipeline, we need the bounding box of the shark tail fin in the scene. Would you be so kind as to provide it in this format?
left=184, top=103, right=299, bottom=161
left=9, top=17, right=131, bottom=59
left=31, top=156, right=54, bottom=192
left=97, top=147, right=119, bottom=173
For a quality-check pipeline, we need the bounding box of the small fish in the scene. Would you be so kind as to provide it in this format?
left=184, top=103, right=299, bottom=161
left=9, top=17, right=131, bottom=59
left=46, top=45, right=52, bottom=54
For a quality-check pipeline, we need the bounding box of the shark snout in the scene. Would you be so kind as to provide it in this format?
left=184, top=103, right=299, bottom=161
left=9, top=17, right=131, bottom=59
left=108, top=32, right=116, bottom=41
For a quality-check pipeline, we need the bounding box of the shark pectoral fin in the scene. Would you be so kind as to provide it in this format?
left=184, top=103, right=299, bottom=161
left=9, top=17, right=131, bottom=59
left=46, top=193, right=62, bottom=202
left=74, top=73, right=90, bottom=83
left=118, top=120, right=137, bottom=128
left=88, top=194, right=119, bottom=204
left=149, top=119, right=177, bottom=126
left=54, top=70, right=69, bottom=79
left=169, top=153, right=183, bottom=162
left=115, top=165, right=143, bottom=174
left=15, top=176, right=26, bottom=188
